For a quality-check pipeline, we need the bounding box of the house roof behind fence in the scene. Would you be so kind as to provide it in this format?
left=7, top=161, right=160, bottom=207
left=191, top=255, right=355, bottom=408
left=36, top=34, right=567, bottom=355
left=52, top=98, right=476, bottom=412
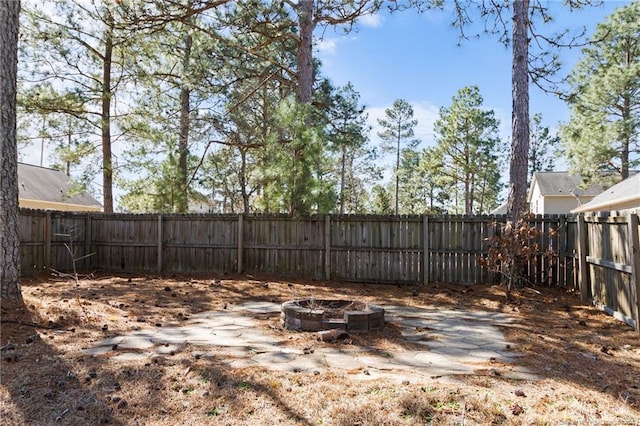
left=572, top=172, right=640, bottom=213
left=18, top=162, right=101, bottom=208
left=529, top=172, right=604, bottom=199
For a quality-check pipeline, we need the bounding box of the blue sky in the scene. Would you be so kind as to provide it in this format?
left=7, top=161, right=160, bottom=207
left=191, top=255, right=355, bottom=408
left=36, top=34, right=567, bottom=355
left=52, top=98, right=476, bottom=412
left=315, top=0, right=632, bottom=168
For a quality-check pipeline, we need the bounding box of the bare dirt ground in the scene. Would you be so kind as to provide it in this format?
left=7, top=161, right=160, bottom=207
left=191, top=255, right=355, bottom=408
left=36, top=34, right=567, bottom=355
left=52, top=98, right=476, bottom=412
left=1, top=273, right=639, bottom=425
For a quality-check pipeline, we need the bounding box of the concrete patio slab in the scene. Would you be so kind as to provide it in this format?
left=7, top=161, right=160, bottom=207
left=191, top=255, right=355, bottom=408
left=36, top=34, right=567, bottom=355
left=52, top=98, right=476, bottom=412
left=84, top=301, right=538, bottom=381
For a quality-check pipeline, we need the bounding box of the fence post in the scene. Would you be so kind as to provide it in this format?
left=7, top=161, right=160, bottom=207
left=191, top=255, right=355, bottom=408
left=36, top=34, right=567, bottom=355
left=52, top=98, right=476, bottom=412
left=577, top=215, right=590, bottom=301
left=324, top=215, right=331, bottom=280
left=559, top=215, right=570, bottom=288
left=628, top=213, right=640, bottom=334
left=157, top=214, right=163, bottom=273
left=237, top=214, right=244, bottom=274
left=422, top=215, right=429, bottom=286
left=44, top=210, right=51, bottom=271
left=84, top=213, right=92, bottom=269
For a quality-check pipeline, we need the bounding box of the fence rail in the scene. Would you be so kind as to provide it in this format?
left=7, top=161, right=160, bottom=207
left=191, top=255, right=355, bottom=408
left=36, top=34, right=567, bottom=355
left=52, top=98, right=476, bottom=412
left=18, top=209, right=639, bottom=333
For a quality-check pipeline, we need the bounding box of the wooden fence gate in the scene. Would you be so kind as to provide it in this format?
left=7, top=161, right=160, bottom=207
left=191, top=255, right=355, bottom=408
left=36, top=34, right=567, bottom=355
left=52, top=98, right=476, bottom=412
left=577, top=213, right=640, bottom=333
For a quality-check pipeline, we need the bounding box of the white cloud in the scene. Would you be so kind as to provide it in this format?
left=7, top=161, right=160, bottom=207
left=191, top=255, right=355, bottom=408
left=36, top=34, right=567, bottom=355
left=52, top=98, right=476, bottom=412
left=358, top=13, right=384, bottom=28
left=315, top=38, right=338, bottom=55
left=411, top=102, right=440, bottom=145
left=315, top=12, right=382, bottom=58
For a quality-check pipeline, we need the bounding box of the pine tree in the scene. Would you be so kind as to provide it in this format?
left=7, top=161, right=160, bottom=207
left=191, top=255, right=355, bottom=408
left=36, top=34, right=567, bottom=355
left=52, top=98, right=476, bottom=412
left=118, top=6, right=226, bottom=212
left=325, top=82, right=378, bottom=214
left=377, top=99, right=420, bottom=215
left=19, top=0, right=135, bottom=212
left=528, top=112, right=558, bottom=185
left=258, top=97, right=336, bottom=215
left=432, top=86, right=503, bottom=214
left=446, top=0, right=602, bottom=219
left=561, top=1, right=640, bottom=185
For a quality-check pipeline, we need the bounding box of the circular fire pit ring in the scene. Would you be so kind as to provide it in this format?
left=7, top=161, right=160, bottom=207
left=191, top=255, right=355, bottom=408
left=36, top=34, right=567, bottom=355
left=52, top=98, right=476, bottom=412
left=281, top=299, right=385, bottom=332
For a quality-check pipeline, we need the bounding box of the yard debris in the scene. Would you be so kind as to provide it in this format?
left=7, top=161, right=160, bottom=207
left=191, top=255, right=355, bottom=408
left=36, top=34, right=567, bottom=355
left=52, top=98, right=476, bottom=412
left=54, top=408, right=69, bottom=422
left=2, top=351, right=22, bottom=362
left=511, top=403, right=524, bottom=415
left=316, top=329, right=349, bottom=342
left=1, top=342, right=16, bottom=351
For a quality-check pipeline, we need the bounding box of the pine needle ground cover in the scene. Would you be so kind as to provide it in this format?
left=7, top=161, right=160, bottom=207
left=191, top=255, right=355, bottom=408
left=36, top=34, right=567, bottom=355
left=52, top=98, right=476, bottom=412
left=1, top=274, right=639, bottom=425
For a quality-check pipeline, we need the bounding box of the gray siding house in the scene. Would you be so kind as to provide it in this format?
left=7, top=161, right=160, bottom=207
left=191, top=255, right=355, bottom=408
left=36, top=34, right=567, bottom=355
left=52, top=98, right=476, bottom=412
left=527, top=172, right=603, bottom=215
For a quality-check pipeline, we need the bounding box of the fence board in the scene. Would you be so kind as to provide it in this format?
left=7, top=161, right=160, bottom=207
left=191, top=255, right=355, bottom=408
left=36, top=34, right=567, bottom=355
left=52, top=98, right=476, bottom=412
left=90, top=214, right=157, bottom=272
left=330, top=216, right=421, bottom=283
left=18, top=210, right=46, bottom=275
left=162, top=215, right=237, bottom=273
left=244, top=216, right=324, bottom=279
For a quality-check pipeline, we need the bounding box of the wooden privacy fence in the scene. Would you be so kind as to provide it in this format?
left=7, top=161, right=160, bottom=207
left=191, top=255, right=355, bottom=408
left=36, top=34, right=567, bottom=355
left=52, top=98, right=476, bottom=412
left=18, top=209, right=640, bottom=332
left=18, top=210, right=577, bottom=286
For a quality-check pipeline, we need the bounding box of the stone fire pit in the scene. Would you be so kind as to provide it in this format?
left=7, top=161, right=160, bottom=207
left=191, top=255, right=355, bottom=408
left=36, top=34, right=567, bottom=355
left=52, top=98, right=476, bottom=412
left=281, top=299, right=385, bottom=332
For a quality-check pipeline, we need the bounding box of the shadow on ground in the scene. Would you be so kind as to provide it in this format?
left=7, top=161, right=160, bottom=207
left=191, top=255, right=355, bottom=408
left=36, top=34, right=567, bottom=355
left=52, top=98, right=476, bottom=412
left=1, top=272, right=638, bottom=424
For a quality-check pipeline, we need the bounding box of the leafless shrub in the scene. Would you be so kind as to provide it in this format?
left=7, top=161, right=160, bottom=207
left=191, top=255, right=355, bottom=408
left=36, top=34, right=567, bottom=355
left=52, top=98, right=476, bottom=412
left=478, top=213, right=556, bottom=295
left=50, top=224, right=95, bottom=319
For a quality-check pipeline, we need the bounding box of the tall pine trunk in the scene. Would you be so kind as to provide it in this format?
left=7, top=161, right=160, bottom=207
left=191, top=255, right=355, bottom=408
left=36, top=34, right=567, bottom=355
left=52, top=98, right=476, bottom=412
left=240, top=148, right=250, bottom=214
left=0, top=0, right=23, bottom=301
left=339, top=144, right=347, bottom=214
left=101, top=12, right=114, bottom=213
left=503, top=0, right=531, bottom=293
left=464, top=177, right=472, bottom=215
left=296, top=0, right=314, bottom=105
left=507, top=0, right=530, bottom=222
left=288, top=0, right=314, bottom=215
left=177, top=33, right=192, bottom=213
left=395, top=129, right=400, bottom=215
left=621, top=94, right=631, bottom=180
